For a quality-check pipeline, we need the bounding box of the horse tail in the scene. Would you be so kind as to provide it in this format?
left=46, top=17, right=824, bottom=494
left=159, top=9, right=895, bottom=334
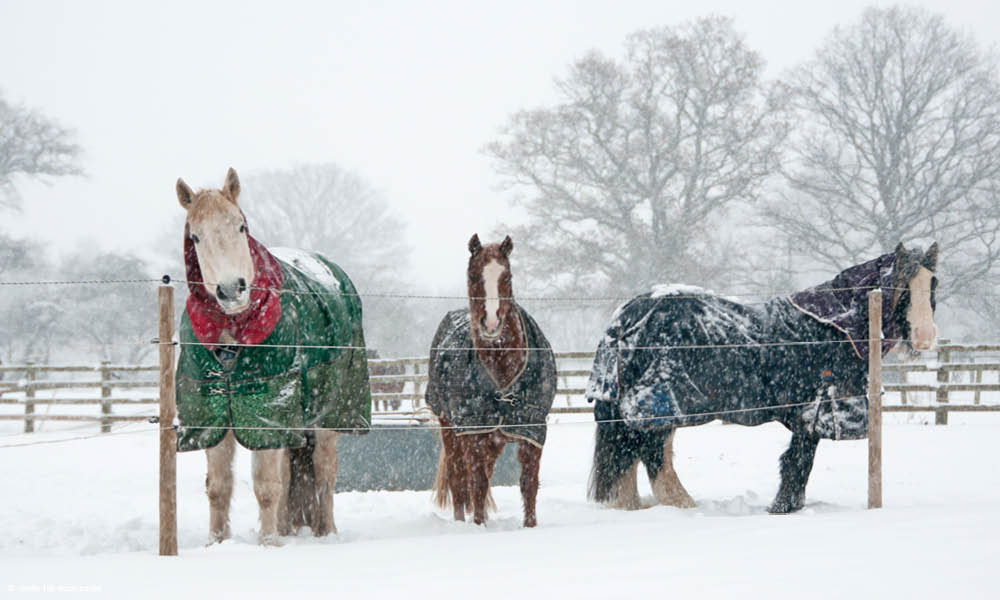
left=433, top=416, right=457, bottom=509
left=432, top=437, right=452, bottom=509
left=288, top=438, right=317, bottom=530
left=588, top=400, right=642, bottom=509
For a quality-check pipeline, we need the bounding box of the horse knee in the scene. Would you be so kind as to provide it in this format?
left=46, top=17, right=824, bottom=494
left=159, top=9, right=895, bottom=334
left=206, top=474, right=233, bottom=505
left=252, top=449, right=289, bottom=508
left=312, top=431, right=339, bottom=484
left=205, top=432, right=235, bottom=500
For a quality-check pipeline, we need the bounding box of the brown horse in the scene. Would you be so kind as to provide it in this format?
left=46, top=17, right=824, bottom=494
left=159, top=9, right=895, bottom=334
left=426, top=234, right=557, bottom=527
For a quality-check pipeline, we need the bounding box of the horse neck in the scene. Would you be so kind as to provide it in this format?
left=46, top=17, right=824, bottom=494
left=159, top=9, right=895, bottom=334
left=474, top=304, right=527, bottom=390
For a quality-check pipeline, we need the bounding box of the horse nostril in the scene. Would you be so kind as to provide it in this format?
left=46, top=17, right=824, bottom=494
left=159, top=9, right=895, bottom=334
left=216, top=285, right=228, bottom=301
left=237, top=278, right=247, bottom=294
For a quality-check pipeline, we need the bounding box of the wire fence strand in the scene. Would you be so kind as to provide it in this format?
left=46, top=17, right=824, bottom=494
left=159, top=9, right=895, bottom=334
left=0, top=394, right=869, bottom=450
left=0, top=276, right=938, bottom=302
left=168, top=394, right=867, bottom=433
left=0, top=424, right=159, bottom=449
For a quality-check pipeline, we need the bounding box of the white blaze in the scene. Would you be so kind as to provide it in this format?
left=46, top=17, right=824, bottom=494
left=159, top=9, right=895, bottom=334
left=482, top=259, right=505, bottom=335
left=907, top=267, right=937, bottom=351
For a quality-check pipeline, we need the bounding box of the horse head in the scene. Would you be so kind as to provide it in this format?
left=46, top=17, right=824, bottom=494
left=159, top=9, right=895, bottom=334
left=890, top=241, right=939, bottom=353
left=176, top=168, right=255, bottom=314
left=467, top=233, right=514, bottom=341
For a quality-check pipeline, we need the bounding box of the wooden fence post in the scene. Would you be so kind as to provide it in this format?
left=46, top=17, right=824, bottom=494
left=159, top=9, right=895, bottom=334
left=868, top=290, right=883, bottom=510
left=974, top=367, right=983, bottom=405
left=24, top=362, right=36, bottom=433
left=413, top=361, right=422, bottom=410
left=935, top=339, right=950, bottom=425
left=158, top=285, right=178, bottom=556
left=100, top=360, right=112, bottom=433
left=899, top=369, right=908, bottom=405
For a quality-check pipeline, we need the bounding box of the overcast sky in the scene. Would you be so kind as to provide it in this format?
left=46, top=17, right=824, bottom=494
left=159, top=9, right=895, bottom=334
left=2, top=0, right=998, bottom=291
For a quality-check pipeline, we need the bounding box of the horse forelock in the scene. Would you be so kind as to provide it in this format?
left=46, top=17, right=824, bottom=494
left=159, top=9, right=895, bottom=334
left=186, top=190, right=242, bottom=231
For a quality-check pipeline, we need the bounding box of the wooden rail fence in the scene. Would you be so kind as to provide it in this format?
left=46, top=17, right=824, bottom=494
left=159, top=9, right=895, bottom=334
left=2, top=343, right=999, bottom=433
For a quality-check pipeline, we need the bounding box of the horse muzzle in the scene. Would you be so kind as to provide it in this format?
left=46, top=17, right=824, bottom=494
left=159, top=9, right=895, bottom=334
left=910, top=325, right=938, bottom=352
left=215, top=278, right=250, bottom=314
left=480, top=315, right=503, bottom=339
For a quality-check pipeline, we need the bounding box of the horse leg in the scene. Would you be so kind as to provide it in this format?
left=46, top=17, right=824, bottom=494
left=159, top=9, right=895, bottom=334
left=287, top=444, right=315, bottom=534
left=481, top=433, right=507, bottom=512
left=252, top=447, right=290, bottom=545
left=464, top=434, right=492, bottom=525
left=311, top=430, right=339, bottom=536
left=589, top=400, right=642, bottom=509
left=435, top=416, right=469, bottom=521
left=642, top=428, right=695, bottom=508
left=205, top=429, right=235, bottom=543
left=769, top=430, right=820, bottom=514
left=517, top=441, right=543, bottom=527
left=277, top=449, right=291, bottom=536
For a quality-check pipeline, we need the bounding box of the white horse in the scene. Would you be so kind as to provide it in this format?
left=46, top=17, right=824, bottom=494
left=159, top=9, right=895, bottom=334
left=177, top=168, right=347, bottom=544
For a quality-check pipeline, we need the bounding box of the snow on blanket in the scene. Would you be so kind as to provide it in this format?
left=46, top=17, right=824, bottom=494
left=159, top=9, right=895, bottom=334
left=587, top=290, right=870, bottom=438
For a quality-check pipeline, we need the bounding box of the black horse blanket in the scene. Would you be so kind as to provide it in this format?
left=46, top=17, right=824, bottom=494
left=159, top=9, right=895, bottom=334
left=586, top=253, right=911, bottom=440
left=425, top=306, right=557, bottom=447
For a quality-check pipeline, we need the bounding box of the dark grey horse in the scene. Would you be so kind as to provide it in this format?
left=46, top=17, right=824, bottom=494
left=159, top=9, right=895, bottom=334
left=587, top=243, right=938, bottom=513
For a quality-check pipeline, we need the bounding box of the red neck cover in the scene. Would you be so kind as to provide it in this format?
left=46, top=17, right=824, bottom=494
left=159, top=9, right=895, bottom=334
left=184, top=227, right=283, bottom=348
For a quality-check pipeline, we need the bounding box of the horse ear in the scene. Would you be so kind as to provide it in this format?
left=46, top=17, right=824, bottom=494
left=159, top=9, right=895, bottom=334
left=223, top=167, right=240, bottom=203
left=468, top=234, right=482, bottom=256
left=894, top=242, right=907, bottom=264
left=176, top=178, right=194, bottom=210
left=923, top=242, right=939, bottom=271
left=500, top=235, right=513, bottom=257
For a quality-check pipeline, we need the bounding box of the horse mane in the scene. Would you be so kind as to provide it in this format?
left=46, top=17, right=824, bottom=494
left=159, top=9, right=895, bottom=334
left=788, top=246, right=935, bottom=360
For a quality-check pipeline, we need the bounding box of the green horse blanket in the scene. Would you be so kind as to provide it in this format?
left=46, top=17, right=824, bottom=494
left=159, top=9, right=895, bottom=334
left=176, top=246, right=371, bottom=451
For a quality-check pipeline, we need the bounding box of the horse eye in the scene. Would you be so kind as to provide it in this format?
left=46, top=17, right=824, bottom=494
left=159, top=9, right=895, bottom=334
left=191, top=234, right=200, bottom=244
left=239, top=224, right=246, bottom=234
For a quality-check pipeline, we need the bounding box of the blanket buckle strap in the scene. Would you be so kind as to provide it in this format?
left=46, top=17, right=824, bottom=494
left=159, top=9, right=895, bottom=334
left=494, top=390, right=519, bottom=404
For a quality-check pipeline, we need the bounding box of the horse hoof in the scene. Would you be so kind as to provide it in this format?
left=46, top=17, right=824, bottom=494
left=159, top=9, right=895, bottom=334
left=523, top=516, right=537, bottom=528
left=208, top=526, right=230, bottom=545
left=768, top=500, right=803, bottom=514
left=258, top=533, right=284, bottom=546
left=312, top=523, right=336, bottom=537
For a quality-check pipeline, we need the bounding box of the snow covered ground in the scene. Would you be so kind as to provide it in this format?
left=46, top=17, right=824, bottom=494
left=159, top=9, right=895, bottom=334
left=1, top=419, right=997, bottom=599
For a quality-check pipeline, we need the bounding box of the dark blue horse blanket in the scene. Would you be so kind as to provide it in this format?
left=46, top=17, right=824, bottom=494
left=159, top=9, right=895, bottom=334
left=425, top=306, right=557, bottom=447
left=585, top=253, right=910, bottom=440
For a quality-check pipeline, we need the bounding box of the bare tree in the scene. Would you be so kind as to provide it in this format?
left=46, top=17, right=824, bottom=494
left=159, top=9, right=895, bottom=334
left=0, top=91, right=83, bottom=211
left=486, top=17, right=788, bottom=298
left=0, top=236, right=58, bottom=364
left=239, top=164, right=408, bottom=290
left=767, top=6, right=1000, bottom=305
left=238, top=163, right=423, bottom=355
left=53, top=250, right=156, bottom=365
left=0, top=232, right=44, bottom=278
